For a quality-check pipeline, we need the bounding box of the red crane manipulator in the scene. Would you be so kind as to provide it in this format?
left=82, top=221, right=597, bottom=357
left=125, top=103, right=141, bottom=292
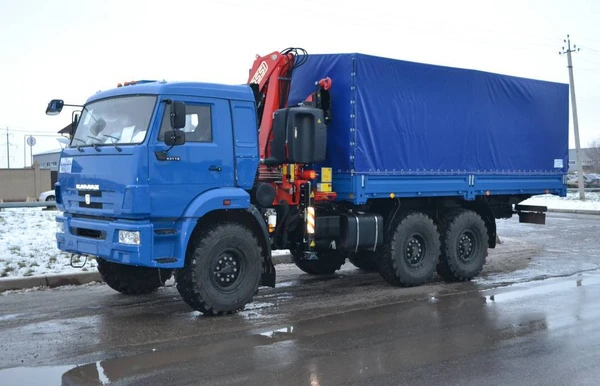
left=247, top=48, right=335, bottom=207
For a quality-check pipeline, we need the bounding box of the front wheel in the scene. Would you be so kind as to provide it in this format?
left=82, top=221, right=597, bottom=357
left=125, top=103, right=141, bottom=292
left=96, top=258, right=172, bottom=295
left=176, top=222, right=263, bottom=316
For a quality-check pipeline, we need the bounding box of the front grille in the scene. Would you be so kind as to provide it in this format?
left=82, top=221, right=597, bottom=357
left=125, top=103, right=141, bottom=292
left=77, top=190, right=103, bottom=209
left=71, top=227, right=106, bottom=240
left=79, top=202, right=103, bottom=209
left=78, top=190, right=102, bottom=198
left=71, top=214, right=117, bottom=222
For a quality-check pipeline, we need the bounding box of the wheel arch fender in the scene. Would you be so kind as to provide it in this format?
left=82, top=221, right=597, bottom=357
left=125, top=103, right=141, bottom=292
left=182, top=187, right=251, bottom=219
left=177, top=191, right=275, bottom=287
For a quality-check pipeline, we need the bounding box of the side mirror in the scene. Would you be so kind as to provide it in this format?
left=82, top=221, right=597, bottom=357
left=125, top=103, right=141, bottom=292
left=46, top=99, right=65, bottom=116
left=170, top=101, right=186, bottom=129
left=164, top=130, right=186, bottom=146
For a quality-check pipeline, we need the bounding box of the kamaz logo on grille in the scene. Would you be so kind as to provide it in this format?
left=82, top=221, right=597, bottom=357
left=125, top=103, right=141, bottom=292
left=76, top=184, right=100, bottom=190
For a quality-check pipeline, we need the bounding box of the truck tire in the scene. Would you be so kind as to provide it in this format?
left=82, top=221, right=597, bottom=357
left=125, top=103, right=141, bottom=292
left=378, top=212, right=440, bottom=287
left=437, top=210, right=488, bottom=282
left=96, top=258, right=172, bottom=295
left=292, top=250, right=346, bottom=275
left=176, top=222, right=262, bottom=316
left=349, top=251, right=379, bottom=272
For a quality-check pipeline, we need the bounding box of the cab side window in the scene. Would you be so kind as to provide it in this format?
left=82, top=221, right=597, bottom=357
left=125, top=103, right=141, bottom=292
left=159, top=104, right=212, bottom=142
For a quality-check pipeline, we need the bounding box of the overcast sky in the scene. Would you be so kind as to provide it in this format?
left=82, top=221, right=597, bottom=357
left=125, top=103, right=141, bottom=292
left=1, top=0, right=599, bottom=168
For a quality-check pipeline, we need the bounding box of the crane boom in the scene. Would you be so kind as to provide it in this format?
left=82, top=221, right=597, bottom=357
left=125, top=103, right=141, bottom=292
left=247, top=48, right=307, bottom=160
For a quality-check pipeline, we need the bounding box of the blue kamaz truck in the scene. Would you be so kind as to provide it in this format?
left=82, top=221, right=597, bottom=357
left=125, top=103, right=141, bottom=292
left=46, top=49, right=569, bottom=315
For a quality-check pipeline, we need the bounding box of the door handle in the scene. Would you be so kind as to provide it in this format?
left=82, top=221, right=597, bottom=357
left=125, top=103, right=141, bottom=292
left=209, top=166, right=222, bottom=172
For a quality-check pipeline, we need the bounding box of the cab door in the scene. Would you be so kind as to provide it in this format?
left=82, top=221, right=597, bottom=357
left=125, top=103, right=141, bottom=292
left=148, top=96, right=234, bottom=218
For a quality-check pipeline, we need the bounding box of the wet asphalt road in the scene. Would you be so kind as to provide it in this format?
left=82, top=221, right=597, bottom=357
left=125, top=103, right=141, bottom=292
left=0, top=213, right=599, bottom=386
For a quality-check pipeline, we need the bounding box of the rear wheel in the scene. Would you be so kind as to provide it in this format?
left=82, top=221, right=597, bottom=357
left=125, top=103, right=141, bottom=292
left=348, top=251, right=379, bottom=272
left=437, top=210, right=488, bottom=282
left=96, top=258, right=172, bottom=295
left=292, top=249, right=346, bottom=275
left=378, top=212, right=440, bottom=287
left=176, top=222, right=262, bottom=316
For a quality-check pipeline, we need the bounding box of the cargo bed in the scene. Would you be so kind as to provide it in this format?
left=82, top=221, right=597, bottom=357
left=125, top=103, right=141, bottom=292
left=289, top=53, right=569, bottom=204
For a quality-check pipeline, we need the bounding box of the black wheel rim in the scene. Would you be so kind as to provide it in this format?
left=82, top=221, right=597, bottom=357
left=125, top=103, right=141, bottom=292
left=212, top=250, right=242, bottom=289
left=457, top=230, right=476, bottom=263
left=405, top=234, right=426, bottom=267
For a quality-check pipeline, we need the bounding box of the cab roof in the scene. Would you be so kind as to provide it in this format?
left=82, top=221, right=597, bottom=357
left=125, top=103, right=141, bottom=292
left=86, top=80, right=255, bottom=104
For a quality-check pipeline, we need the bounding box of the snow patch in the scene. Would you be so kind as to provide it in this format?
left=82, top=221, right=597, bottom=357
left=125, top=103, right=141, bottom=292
left=0, top=208, right=97, bottom=279
left=520, top=192, right=600, bottom=210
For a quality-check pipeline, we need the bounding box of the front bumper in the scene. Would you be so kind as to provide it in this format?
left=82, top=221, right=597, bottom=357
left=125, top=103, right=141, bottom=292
left=55, top=215, right=184, bottom=269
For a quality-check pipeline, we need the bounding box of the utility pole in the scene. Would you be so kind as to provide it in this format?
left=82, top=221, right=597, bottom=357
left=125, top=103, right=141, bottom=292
left=2, top=127, right=16, bottom=169
left=560, top=34, right=585, bottom=200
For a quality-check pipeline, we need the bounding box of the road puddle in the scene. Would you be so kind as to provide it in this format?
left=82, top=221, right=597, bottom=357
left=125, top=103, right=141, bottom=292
left=0, top=361, right=136, bottom=386
left=484, top=273, right=600, bottom=304
left=0, top=365, right=76, bottom=386
left=257, top=326, right=295, bottom=338
left=0, top=313, right=24, bottom=322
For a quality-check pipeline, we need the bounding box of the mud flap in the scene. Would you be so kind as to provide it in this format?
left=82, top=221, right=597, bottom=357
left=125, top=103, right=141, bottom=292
left=515, top=204, right=547, bottom=225
left=247, top=205, right=276, bottom=287
left=261, top=260, right=276, bottom=288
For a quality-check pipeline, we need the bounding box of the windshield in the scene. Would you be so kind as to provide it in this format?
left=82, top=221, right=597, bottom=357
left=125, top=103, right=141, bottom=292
left=72, top=96, right=157, bottom=147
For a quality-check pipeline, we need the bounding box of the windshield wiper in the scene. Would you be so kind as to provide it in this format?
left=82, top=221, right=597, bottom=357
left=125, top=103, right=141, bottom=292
left=102, top=134, right=122, bottom=152
left=71, top=138, right=85, bottom=152
left=86, top=136, right=102, bottom=152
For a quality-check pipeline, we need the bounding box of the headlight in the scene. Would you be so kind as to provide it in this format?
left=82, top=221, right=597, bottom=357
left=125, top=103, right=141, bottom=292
left=119, top=230, right=140, bottom=245
left=56, top=221, right=65, bottom=234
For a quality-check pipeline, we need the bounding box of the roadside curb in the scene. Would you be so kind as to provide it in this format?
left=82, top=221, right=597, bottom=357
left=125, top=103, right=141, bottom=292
left=0, top=271, right=102, bottom=292
left=0, top=254, right=294, bottom=293
left=547, top=208, right=600, bottom=216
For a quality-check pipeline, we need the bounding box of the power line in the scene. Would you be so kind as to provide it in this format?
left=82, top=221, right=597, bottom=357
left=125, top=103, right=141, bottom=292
left=0, top=127, right=63, bottom=134
left=577, top=36, right=600, bottom=44
left=577, top=57, right=600, bottom=67
left=580, top=46, right=600, bottom=56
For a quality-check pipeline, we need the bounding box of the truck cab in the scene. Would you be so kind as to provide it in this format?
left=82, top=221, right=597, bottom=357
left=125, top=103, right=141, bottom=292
left=50, top=80, right=281, bottom=314
left=54, top=80, right=261, bottom=265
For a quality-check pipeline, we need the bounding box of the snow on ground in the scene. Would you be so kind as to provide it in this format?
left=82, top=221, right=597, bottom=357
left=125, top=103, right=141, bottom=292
left=520, top=192, right=600, bottom=210
left=0, top=191, right=597, bottom=280
left=0, top=208, right=94, bottom=279
left=0, top=207, right=287, bottom=280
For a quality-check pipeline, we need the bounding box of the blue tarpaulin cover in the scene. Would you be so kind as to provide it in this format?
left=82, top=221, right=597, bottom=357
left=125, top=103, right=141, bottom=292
left=288, top=53, right=569, bottom=176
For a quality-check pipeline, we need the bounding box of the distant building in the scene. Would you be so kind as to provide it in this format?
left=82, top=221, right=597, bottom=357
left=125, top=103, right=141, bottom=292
left=33, top=149, right=61, bottom=171
left=32, top=149, right=61, bottom=189
left=28, top=124, right=73, bottom=188
left=568, top=148, right=597, bottom=173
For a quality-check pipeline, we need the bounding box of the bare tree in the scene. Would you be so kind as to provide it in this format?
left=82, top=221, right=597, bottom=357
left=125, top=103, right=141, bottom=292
left=588, top=139, right=600, bottom=173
